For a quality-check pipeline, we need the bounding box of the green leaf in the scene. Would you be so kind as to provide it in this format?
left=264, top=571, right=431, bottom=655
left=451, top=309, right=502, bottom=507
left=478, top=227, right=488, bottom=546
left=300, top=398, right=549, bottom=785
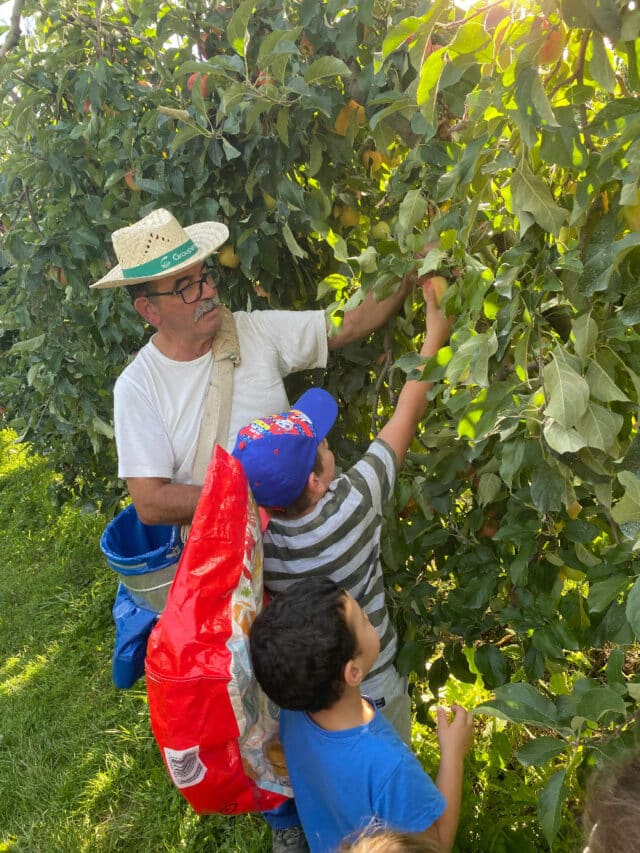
left=618, top=471, right=640, bottom=503
left=543, top=420, right=587, bottom=454
left=256, top=29, right=300, bottom=69
left=621, top=433, right=640, bottom=477
left=91, top=415, right=114, bottom=439
left=475, top=682, right=559, bottom=728
left=398, top=189, right=427, bottom=231
left=226, top=0, right=254, bottom=57
left=538, top=770, right=567, bottom=848
left=572, top=313, right=598, bottom=363
left=576, top=686, right=627, bottom=720
left=428, top=657, right=449, bottom=696
left=562, top=0, right=622, bottom=41
left=276, top=108, right=289, bottom=147
left=510, top=160, right=566, bottom=236
left=416, top=47, right=446, bottom=127
left=316, top=273, right=348, bottom=300
left=8, top=334, right=46, bottom=355
left=325, top=229, right=349, bottom=263
left=626, top=576, right=640, bottom=639
left=499, top=440, right=526, bottom=489
left=475, top=645, right=509, bottom=689
left=352, top=246, right=378, bottom=274
left=530, top=461, right=564, bottom=513
left=588, top=575, right=629, bottom=613
left=516, top=736, right=566, bottom=768
left=620, top=285, right=640, bottom=326
left=304, top=57, right=351, bottom=84
left=281, top=223, right=308, bottom=259
left=574, top=402, right=624, bottom=452
left=589, top=32, right=617, bottom=93
left=478, top=472, right=502, bottom=507
left=585, top=359, right=630, bottom=402
left=446, top=333, right=497, bottom=388
left=543, top=355, right=590, bottom=429
left=381, top=17, right=422, bottom=59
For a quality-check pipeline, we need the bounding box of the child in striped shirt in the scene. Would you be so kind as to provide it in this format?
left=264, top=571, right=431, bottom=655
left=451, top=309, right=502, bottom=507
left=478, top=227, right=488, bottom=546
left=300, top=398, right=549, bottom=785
left=232, top=282, right=452, bottom=743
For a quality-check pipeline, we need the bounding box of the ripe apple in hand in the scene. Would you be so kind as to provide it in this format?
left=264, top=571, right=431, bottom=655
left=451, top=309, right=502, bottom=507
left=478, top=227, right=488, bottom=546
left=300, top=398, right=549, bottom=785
left=423, top=274, right=448, bottom=307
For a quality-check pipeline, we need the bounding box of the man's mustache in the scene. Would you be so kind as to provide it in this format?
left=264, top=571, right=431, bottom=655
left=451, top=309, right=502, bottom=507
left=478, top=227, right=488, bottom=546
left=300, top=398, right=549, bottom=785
left=193, top=295, right=221, bottom=322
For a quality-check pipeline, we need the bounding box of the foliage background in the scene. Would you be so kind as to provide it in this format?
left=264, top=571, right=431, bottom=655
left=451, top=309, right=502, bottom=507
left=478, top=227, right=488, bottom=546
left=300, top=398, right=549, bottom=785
left=2, top=0, right=640, bottom=847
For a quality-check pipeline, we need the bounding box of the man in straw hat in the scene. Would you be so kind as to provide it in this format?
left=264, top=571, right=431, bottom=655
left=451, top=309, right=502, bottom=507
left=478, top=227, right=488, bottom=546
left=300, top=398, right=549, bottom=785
left=92, top=208, right=419, bottom=532
left=92, top=208, right=422, bottom=852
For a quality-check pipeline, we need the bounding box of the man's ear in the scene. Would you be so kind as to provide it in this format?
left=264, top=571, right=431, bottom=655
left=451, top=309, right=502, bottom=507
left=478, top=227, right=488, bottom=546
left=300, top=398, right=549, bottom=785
left=134, top=295, right=160, bottom=326
left=343, top=658, right=364, bottom=689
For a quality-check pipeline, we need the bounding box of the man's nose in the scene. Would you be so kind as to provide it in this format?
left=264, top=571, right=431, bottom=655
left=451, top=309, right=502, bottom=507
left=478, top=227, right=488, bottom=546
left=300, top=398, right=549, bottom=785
left=203, top=276, right=218, bottom=297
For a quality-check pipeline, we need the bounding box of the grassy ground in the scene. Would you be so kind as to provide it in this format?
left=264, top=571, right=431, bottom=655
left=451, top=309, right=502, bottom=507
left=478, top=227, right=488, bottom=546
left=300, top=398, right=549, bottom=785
left=0, top=429, right=584, bottom=852
left=0, top=431, right=269, bottom=852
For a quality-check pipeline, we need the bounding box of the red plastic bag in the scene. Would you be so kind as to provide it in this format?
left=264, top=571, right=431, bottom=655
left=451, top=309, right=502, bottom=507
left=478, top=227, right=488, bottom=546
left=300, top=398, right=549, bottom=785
left=145, top=445, right=290, bottom=814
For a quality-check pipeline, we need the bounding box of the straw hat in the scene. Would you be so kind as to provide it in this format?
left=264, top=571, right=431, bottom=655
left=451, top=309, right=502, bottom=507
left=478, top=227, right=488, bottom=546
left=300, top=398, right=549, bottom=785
left=90, top=208, right=229, bottom=289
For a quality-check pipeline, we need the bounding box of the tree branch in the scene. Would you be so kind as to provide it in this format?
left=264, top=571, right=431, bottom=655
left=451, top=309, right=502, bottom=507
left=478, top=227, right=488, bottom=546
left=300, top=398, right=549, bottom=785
left=0, top=0, right=27, bottom=60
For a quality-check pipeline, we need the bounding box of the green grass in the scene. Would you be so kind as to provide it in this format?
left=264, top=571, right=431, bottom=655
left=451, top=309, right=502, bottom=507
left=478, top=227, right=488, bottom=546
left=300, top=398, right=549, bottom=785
left=0, top=431, right=269, bottom=852
left=0, top=430, right=585, bottom=852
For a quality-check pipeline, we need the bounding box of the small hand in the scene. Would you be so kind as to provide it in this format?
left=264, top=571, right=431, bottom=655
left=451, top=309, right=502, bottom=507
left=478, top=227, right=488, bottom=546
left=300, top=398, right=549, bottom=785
left=402, top=240, right=440, bottom=289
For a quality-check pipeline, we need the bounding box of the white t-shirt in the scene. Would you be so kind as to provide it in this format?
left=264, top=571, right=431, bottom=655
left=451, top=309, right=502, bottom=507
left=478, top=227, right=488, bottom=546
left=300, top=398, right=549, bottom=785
left=114, top=309, right=328, bottom=484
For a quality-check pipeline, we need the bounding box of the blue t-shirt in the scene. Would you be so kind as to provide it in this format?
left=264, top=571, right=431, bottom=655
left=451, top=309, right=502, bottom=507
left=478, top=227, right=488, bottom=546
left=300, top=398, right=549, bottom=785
left=280, top=701, right=445, bottom=853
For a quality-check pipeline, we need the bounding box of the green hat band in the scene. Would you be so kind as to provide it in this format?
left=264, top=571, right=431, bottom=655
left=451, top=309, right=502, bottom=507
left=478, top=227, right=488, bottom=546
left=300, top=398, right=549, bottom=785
left=123, top=238, right=198, bottom=279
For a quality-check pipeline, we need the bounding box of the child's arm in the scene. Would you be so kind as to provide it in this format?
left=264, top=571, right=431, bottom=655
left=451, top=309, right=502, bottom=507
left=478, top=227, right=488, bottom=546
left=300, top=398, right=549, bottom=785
left=429, top=704, right=474, bottom=852
left=377, top=282, right=453, bottom=467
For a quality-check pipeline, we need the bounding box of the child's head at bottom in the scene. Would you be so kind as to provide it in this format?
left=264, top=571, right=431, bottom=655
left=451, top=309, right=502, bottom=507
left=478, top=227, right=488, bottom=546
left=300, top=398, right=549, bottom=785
left=339, top=826, right=444, bottom=852
left=249, top=577, right=380, bottom=713
left=583, top=750, right=640, bottom=853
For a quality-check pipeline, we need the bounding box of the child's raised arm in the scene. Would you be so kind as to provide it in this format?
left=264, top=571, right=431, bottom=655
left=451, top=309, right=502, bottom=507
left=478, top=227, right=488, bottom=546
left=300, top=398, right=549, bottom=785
left=377, top=282, right=454, bottom=467
left=428, top=704, right=474, bottom=852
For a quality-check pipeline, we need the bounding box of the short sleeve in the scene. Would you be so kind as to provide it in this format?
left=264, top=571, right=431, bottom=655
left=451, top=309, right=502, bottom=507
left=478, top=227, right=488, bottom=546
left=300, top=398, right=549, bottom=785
left=236, top=310, right=328, bottom=377
left=114, top=373, right=175, bottom=480
left=344, top=438, right=397, bottom=514
left=374, top=750, right=446, bottom=833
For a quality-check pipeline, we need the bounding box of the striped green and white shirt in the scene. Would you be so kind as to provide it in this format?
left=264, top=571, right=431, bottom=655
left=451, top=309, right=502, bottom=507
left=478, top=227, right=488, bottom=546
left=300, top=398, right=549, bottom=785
left=263, top=438, right=398, bottom=693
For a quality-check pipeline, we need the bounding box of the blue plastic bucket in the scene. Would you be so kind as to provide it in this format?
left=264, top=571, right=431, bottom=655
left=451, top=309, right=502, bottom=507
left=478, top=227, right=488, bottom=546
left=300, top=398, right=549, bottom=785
left=100, top=504, right=182, bottom=612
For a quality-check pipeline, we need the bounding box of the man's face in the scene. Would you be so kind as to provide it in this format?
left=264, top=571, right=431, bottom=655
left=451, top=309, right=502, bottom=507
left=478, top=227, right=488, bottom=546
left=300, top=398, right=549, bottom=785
left=141, top=260, right=223, bottom=335
left=343, top=593, right=380, bottom=678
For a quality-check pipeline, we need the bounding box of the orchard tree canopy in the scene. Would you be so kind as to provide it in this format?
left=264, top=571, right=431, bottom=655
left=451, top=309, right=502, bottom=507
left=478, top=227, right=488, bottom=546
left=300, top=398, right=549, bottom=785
left=1, top=0, right=640, bottom=847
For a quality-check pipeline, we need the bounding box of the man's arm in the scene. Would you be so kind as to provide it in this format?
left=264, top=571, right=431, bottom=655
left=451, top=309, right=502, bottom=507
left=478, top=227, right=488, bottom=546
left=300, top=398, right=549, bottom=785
left=326, top=276, right=415, bottom=351
left=126, top=477, right=202, bottom=526
left=377, top=284, right=453, bottom=467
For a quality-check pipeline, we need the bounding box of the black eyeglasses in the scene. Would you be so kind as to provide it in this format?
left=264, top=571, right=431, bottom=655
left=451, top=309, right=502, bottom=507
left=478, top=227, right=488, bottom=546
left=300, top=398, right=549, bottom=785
left=145, top=263, right=216, bottom=305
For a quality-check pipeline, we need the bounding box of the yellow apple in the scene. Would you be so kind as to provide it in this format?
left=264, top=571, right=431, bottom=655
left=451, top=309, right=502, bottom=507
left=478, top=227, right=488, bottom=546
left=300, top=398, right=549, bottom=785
left=371, top=221, right=392, bottom=240
left=219, top=245, right=241, bottom=268
left=423, top=274, right=448, bottom=307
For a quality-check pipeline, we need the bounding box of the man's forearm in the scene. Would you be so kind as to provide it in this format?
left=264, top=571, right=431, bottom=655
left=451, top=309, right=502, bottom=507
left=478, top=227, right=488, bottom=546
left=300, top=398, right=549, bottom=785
left=327, top=277, right=413, bottom=350
left=127, top=478, right=202, bottom=526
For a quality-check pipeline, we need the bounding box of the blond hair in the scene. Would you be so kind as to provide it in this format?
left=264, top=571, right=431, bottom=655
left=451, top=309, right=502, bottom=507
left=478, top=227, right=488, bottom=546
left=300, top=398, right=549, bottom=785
left=339, top=827, right=444, bottom=853
left=583, top=753, right=640, bottom=852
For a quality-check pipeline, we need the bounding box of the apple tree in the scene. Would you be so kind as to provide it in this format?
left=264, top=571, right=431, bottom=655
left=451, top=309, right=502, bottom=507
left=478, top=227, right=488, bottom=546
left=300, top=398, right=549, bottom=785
left=1, top=0, right=640, bottom=846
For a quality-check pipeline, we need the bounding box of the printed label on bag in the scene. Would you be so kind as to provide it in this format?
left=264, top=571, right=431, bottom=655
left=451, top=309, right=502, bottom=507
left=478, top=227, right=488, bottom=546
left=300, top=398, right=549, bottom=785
left=164, top=746, right=207, bottom=789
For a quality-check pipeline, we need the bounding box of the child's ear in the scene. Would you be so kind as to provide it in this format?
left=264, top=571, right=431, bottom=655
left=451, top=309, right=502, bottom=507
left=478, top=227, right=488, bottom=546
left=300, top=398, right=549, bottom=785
left=307, top=470, right=323, bottom=496
left=343, top=658, right=364, bottom=688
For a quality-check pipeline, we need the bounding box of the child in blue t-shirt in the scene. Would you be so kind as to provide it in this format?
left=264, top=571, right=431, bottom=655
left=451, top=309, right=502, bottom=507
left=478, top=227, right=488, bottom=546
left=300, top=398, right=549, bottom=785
left=250, top=577, right=473, bottom=853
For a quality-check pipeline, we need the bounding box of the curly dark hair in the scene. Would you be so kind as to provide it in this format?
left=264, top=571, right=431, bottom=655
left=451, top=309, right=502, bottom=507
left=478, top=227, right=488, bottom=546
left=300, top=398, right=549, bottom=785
left=249, top=577, right=357, bottom=712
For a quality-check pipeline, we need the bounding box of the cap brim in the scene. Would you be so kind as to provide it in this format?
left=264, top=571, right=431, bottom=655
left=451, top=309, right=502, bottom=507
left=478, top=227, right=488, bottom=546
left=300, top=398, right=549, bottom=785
left=292, top=388, right=338, bottom=443
left=90, top=221, right=230, bottom=289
